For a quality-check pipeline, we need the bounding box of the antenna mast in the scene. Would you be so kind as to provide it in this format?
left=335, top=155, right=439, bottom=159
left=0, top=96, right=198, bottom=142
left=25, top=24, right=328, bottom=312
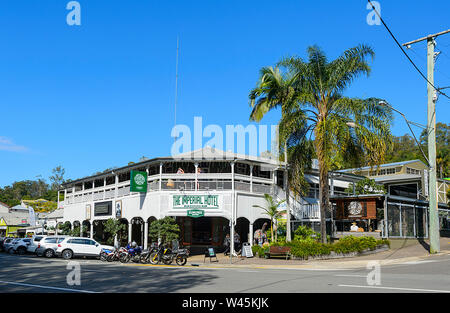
left=174, top=36, right=180, bottom=142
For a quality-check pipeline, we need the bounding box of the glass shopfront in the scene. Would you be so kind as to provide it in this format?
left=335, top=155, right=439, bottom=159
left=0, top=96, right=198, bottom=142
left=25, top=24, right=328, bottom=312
left=387, top=201, right=428, bottom=238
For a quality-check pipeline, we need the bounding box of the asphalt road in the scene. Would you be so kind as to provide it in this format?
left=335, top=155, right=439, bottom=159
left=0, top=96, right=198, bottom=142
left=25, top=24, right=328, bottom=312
left=0, top=252, right=449, bottom=293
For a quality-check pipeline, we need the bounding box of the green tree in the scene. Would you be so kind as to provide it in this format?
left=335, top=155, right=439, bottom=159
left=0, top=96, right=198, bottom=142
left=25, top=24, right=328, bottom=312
left=104, top=218, right=127, bottom=246
left=58, top=221, right=72, bottom=235
left=49, top=166, right=66, bottom=191
left=253, top=194, right=286, bottom=242
left=148, top=217, right=180, bottom=245
left=345, top=177, right=386, bottom=195
left=420, top=123, right=449, bottom=178
left=250, top=45, right=393, bottom=243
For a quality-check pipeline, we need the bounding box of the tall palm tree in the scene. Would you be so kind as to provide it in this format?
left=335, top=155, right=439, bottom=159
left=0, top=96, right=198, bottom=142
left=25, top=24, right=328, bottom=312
left=253, top=194, right=286, bottom=242
left=250, top=45, right=393, bottom=243
left=249, top=66, right=310, bottom=242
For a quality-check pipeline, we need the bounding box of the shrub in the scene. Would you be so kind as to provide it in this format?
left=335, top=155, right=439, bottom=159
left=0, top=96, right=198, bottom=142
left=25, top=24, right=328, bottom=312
left=252, top=245, right=269, bottom=258
left=293, top=225, right=320, bottom=241
left=268, top=236, right=390, bottom=259
left=286, top=239, right=332, bottom=259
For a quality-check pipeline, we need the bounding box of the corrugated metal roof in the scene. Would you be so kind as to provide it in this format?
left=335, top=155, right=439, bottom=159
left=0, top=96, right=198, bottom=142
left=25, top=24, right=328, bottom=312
left=337, top=159, right=426, bottom=172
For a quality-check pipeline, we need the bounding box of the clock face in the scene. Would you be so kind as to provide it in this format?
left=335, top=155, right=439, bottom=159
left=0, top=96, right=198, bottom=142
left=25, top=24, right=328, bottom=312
left=348, top=201, right=362, bottom=215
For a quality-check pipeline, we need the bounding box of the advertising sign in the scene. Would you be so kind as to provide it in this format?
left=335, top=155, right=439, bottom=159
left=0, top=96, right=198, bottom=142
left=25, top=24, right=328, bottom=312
left=115, top=200, right=122, bottom=219
left=94, top=201, right=112, bottom=216
left=130, top=170, right=148, bottom=193
left=86, top=204, right=91, bottom=220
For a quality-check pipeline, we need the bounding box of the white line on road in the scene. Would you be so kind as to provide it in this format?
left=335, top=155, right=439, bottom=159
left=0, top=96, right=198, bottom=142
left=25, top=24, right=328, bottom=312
left=335, top=274, right=367, bottom=277
left=400, top=260, right=437, bottom=265
left=0, top=280, right=99, bottom=293
left=338, top=284, right=450, bottom=293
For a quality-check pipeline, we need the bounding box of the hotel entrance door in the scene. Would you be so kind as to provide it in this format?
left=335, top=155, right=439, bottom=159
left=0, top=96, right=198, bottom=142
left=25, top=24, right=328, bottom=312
left=178, top=217, right=228, bottom=247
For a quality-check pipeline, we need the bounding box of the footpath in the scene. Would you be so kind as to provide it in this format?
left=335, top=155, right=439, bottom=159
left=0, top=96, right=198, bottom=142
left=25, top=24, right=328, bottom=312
left=186, top=237, right=450, bottom=270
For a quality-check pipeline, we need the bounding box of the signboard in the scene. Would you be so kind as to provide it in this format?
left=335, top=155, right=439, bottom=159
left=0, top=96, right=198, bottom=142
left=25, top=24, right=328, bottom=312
left=207, top=247, right=216, bottom=257
left=333, top=198, right=376, bottom=220
left=85, top=204, right=91, bottom=220
left=187, top=209, right=204, bottom=218
left=172, top=195, right=220, bottom=210
left=241, top=243, right=254, bottom=258
left=94, top=201, right=112, bottom=216
left=130, top=170, right=148, bottom=193
left=115, top=200, right=122, bottom=219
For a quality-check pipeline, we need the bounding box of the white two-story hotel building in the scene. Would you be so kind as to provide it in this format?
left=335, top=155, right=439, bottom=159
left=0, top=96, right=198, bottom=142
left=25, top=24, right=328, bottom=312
left=59, top=147, right=293, bottom=251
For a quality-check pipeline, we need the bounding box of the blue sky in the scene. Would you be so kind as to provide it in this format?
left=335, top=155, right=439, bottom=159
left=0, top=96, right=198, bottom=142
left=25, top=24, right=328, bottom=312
left=1, top=0, right=449, bottom=187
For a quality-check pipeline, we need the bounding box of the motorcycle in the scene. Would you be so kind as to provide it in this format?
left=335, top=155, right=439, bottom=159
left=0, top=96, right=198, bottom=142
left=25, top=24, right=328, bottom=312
left=100, top=248, right=115, bottom=261
left=107, top=247, right=127, bottom=262
left=149, top=242, right=189, bottom=266
left=119, top=243, right=143, bottom=263
left=139, top=243, right=158, bottom=264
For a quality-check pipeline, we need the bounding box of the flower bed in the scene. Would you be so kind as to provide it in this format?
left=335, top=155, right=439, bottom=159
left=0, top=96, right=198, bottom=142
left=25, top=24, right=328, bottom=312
left=252, top=236, right=390, bottom=260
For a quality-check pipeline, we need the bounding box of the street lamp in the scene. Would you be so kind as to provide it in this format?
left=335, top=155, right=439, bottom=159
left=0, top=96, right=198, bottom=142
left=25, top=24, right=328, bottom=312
left=378, top=101, right=430, bottom=166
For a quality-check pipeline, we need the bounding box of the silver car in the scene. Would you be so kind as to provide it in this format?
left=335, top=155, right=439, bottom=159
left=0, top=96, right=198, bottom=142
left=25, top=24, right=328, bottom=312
left=36, top=236, right=68, bottom=258
left=4, top=238, right=20, bottom=254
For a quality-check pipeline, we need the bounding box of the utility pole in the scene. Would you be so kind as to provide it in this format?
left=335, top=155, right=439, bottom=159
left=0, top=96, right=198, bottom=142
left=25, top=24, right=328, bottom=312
left=403, top=29, right=450, bottom=254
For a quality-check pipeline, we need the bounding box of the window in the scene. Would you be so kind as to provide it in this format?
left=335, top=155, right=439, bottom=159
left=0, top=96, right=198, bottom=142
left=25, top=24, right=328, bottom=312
left=34, top=236, right=43, bottom=242
left=57, top=238, right=66, bottom=243
left=406, top=167, right=421, bottom=175
left=45, top=238, right=58, bottom=244
left=389, top=184, right=418, bottom=199
left=68, top=239, right=85, bottom=245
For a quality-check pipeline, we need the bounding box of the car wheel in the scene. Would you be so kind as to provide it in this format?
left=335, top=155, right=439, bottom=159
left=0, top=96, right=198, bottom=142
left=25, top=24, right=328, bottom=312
left=17, top=247, right=26, bottom=255
left=62, top=249, right=73, bottom=260
left=44, top=249, right=54, bottom=258
left=8, top=248, right=14, bottom=254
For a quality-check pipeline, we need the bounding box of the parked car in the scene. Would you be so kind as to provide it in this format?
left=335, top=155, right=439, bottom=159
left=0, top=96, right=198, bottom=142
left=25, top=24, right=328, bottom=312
left=0, top=237, right=5, bottom=252
left=4, top=238, right=20, bottom=254
left=27, top=235, right=45, bottom=254
left=36, top=236, right=68, bottom=258
left=10, top=238, right=32, bottom=255
left=55, top=237, right=115, bottom=260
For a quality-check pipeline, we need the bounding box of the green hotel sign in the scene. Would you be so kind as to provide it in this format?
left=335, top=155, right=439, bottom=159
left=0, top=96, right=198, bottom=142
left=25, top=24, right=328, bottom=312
left=172, top=195, right=219, bottom=210
left=187, top=210, right=205, bottom=218
left=130, top=170, right=148, bottom=193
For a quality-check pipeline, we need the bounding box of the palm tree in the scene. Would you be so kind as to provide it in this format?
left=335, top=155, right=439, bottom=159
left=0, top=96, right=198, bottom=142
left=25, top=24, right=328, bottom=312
left=253, top=194, right=286, bottom=242
left=249, top=67, right=311, bottom=242
left=250, top=45, right=393, bottom=243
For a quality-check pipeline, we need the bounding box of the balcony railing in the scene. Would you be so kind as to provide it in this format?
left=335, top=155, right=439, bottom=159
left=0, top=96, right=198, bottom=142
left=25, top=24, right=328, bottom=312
left=64, top=174, right=273, bottom=205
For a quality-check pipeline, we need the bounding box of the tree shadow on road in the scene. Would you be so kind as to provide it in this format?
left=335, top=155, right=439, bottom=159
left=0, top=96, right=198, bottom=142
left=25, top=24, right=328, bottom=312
left=0, top=254, right=218, bottom=293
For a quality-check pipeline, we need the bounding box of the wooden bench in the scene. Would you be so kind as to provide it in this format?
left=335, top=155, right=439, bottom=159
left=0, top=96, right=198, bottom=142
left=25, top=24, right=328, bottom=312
left=265, top=246, right=291, bottom=260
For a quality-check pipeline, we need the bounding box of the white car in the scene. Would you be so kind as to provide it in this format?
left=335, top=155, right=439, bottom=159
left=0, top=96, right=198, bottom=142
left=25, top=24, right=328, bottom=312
left=11, top=238, right=33, bottom=255
left=55, top=237, right=115, bottom=260
left=27, top=235, right=45, bottom=254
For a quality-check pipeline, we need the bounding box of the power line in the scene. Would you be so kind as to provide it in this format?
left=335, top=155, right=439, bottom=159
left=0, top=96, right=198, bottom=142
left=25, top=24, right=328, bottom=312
left=409, top=46, right=450, bottom=83
left=367, top=0, right=450, bottom=101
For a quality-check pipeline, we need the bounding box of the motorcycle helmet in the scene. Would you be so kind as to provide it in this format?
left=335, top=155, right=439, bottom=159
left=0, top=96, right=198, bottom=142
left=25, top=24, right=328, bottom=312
left=131, top=241, right=137, bottom=248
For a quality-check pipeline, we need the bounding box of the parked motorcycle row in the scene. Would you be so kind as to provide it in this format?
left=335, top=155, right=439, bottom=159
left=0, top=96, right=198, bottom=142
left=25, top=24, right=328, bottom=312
left=100, top=241, right=190, bottom=266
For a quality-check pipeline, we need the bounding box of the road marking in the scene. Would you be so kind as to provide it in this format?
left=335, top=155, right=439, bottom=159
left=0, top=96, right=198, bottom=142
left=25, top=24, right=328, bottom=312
left=400, top=260, right=437, bottom=265
left=0, top=280, right=99, bottom=293
left=335, top=274, right=367, bottom=277
left=338, top=284, right=450, bottom=293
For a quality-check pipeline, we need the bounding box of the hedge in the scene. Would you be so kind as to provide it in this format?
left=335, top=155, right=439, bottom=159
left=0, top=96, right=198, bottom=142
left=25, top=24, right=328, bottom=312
left=252, top=236, right=390, bottom=260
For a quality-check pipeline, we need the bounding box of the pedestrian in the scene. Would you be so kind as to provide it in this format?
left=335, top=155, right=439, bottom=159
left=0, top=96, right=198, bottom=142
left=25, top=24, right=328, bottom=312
left=223, top=234, right=230, bottom=256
